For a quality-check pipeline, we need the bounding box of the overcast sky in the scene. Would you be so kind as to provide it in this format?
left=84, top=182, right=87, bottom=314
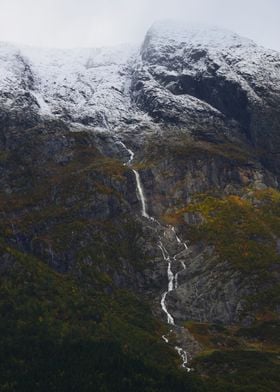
left=0, top=0, right=279, bottom=51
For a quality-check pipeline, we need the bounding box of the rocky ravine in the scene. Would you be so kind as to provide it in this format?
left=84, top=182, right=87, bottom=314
left=0, top=20, right=279, bottom=368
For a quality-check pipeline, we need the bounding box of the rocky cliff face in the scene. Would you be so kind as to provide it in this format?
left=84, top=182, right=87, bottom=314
left=132, top=21, right=280, bottom=173
left=0, top=21, right=280, bottom=390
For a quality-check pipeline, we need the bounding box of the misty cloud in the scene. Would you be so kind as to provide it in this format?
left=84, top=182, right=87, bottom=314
left=0, top=0, right=279, bottom=51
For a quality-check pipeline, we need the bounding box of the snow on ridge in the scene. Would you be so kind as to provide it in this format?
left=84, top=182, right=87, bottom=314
left=21, top=43, right=139, bottom=126
left=1, top=21, right=280, bottom=131
left=142, top=19, right=280, bottom=100
left=0, top=41, right=140, bottom=127
left=147, top=20, right=257, bottom=50
left=21, top=43, right=138, bottom=69
left=145, top=19, right=280, bottom=75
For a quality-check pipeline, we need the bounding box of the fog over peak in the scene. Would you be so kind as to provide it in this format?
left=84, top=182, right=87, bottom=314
left=0, top=0, right=279, bottom=51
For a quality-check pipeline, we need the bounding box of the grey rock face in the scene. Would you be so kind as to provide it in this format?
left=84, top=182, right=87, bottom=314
left=136, top=145, right=277, bottom=218
left=166, top=245, right=256, bottom=324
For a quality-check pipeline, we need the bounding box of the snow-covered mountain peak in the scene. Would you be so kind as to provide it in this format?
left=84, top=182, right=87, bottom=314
left=1, top=21, right=280, bottom=143
left=0, top=42, right=140, bottom=129
left=146, top=20, right=257, bottom=50
left=140, top=20, right=280, bottom=102
left=22, top=43, right=137, bottom=69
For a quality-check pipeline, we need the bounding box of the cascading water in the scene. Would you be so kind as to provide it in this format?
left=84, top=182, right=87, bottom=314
left=118, top=140, right=191, bottom=371
left=159, top=242, right=175, bottom=326
left=158, top=229, right=191, bottom=371
left=118, top=141, right=149, bottom=219
left=133, top=170, right=149, bottom=218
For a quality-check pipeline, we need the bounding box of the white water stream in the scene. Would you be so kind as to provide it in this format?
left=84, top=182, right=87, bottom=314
left=119, top=140, right=191, bottom=371
left=133, top=169, right=149, bottom=219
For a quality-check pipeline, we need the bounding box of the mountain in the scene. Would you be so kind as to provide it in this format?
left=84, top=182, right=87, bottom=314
left=0, top=21, right=279, bottom=391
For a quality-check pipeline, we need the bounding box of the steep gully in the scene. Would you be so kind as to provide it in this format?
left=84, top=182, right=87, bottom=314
left=118, top=141, right=191, bottom=371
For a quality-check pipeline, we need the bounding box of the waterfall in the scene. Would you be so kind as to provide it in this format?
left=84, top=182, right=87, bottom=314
left=118, top=141, right=134, bottom=165
left=118, top=141, right=149, bottom=219
left=133, top=169, right=149, bottom=218
left=159, top=242, right=175, bottom=325
left=175, top=346, right=189, bottom=369
left=118, top=140, right=191, bottom=371
left=159, top=231, right=191, bottom=371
